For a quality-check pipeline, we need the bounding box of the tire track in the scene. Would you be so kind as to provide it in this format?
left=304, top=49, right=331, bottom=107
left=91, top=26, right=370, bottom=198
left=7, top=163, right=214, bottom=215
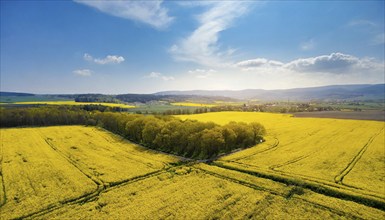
left=230, top=159, right=385, bottom=201
left=195, top=167, right=284, bottom=196
left=13, top=130, right=190, bottom=219
left=16, top=149, right=190, bottom=220
left=197, top=165, right=362, bottom=219
left=18, top=169, right=166, bottom=219
left=334, top=128, right=384, bottom=184
left=44, top=138, right=105, bottom=187
left=269, top=154, right=311, bottom=170
left=231, top=137, right=280, bottom=162
left=213, top=162, right=385, bottom=211
left=0, top=141, right=6, bottom=207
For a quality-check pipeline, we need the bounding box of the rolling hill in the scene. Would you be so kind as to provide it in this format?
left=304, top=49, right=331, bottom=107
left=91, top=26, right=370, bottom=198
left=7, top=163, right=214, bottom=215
left=1, top=84, right=384, bottom=102
left=155, top=84, right=385, bottom=101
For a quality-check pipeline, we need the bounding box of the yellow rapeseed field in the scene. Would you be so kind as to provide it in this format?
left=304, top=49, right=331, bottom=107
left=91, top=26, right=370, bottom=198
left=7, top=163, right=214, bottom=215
left=1, top=124, right=384, bottom=219
left=38, top=126, right=178, bottom=183
left=0, top=128, right=97, bottom=219
left=177, top=112, right=385, bottom=199
left=0, top=126, right=177, bottom=219
left=12, top=101, right=135, bottom=108
left=38, top=164, right=384, bottom=219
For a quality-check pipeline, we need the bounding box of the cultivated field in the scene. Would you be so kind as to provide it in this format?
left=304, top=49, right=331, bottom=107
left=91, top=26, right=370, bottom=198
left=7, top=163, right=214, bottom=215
left=0, top=126, right=177, bottom=219
left=38, top=163, right=384, bottom=219
left=294, top=110, right=385, bottom=121
left=1, top=113, right=385, bottom=219
left=178, top=112, right=385, bottom=204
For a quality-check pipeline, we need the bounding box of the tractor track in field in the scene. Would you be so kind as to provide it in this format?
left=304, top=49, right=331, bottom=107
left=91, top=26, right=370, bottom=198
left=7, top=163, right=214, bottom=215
left=196, top=166, right=284, bottom=197
left=197, top=165, right=363, bottom=219
left=231, top=138, right=280, bottom=162
left=16, top=135, right=190, bottom=220
left=212, top=162, right=385, bottom=211
left=16, top=159, right=189, bottom=218
left=334, top=128, right=384, bottom=184
left=269, top=154, right=311, bottom=170
left=220, top=160, right=349, bottom=191
left=10, top=130, right=193, bottom=219
left=17, top=169, right=167, bottom=219
left=43, top=137, right=106, bottom=187
left=0, top=142, right=6, bottom=208
left=223, top=159, right=385, bottom=201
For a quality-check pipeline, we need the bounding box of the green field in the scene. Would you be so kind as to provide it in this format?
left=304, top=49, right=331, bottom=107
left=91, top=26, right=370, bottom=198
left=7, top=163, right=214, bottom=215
left=1, top=114, right=385, bottom=219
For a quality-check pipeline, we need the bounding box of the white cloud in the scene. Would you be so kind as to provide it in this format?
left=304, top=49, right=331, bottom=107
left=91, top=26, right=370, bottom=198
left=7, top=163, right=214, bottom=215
left=188, top=69, right=216, bottom=78
left=147, top=72, right=162, bottom=78
left=142, top=52, right=384, bottom=92
left=84, top=53, right=125, bottom=64
left=73, top=69, right=92, bottom=76
left=145, top=72, right=174, bottom=81
left=284, top=53, right=380, bottom=74
left=83, top=53, right=93, bottom=61
left=300, top=39, right=315, bottom=51
left=170, top=2, right=252, bottom=67
left=94, top=55, right=125, bottom=64
left=236, top=52, right=384, bottom=75
left=221, top=52, right=384, bottom=91
left=236, top=58, right=284, bottom=70
left=74, top=0, right=173, bottom=30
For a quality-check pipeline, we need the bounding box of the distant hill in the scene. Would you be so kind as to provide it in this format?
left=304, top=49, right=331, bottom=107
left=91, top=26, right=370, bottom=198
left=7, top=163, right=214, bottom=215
left=1, top=84, right=384, bottom=102
left=155, top=84, right=385, bottom=101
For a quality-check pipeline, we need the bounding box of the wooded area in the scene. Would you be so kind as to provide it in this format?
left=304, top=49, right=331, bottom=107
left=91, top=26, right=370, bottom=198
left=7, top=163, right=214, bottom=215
left=0, top=107, right=265, bottom=159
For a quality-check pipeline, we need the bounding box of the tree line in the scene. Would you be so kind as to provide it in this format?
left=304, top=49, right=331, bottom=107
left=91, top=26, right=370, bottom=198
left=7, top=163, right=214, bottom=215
left=0, top=106, right=265, bottom=159
left=167, top=103, right=340, bottom=115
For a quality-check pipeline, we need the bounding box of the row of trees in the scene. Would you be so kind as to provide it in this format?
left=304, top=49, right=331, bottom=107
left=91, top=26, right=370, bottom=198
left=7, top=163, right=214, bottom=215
left=94, top=112, right=265, bottom=159
left=190, top=103, right=340, bottom=114
left=0, top=106, right=92, bottom=127
left=0, top=107, right=266, bottom=159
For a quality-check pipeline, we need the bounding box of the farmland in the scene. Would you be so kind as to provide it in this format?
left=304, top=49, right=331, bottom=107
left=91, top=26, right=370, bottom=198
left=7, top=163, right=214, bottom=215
left=0, top=126, right=177, bottom=219
left=178, top=112, right=385, bottom=204
left=1, top=112, right=384, bottom=219
left=294, top=110, right=385, bottom=121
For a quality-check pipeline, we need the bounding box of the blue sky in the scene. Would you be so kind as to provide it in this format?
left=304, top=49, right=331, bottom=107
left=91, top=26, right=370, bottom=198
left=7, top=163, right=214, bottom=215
left=1, top=0, right=384, bottom=94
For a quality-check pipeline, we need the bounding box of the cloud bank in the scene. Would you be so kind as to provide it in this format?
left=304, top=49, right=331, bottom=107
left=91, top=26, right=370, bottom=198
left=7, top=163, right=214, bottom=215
left=236, top=52, right=384, bottom=75
left=74, top=0, right=173, bottom=29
